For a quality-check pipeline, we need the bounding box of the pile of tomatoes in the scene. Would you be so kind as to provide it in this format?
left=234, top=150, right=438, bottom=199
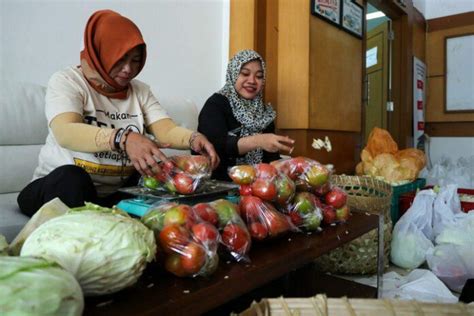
left=229, top=163, right=296, bottom=205
left=228, top=157, right=350, bottom=232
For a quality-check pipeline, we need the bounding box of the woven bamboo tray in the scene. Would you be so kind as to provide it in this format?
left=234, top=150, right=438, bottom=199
left=314, top=175, right=392, bottom=274
left=235, top=295, right=473, bottom=316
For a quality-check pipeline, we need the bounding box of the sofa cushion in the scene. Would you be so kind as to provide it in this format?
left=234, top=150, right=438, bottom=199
left=0, top=81, right=47, bottom=194
left=0, top=192, right=28, bottom=243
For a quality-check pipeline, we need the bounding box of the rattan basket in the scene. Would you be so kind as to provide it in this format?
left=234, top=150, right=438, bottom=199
left=235, top=295, right=473, bottom=316
left=314, top=175, right=392, bottom=274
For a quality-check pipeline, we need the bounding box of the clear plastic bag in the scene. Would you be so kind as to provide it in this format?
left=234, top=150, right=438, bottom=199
left=141, top=201, right=219, bottom=277
left=238, top=195, right=296, bottom=240
left=432, top=184, right=463, bottom=238
left=427, top=244, right=474, bottom=293
left=141, top=155, right=211, bottom=195
left=391, top=190, right=436, bottom=269
left=270, top=156, right=332, bottom=193
left=208, top=199, right=252, bottom=262
left=9, top=198, right=69, bottom=255
left=229, top=163, right=296, bottom=204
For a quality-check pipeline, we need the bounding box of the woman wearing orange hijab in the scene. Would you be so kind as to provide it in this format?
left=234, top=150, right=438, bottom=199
left=17, top=10, right=219, bottom=216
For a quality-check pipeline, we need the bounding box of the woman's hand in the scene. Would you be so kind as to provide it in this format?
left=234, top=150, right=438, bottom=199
left=190, top=133, right=220, bottom=170
left=124, top=132, right=171, bottom=177
left=255, top=133, right=295, bottom=153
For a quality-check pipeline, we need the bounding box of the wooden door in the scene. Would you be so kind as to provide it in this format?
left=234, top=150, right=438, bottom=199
left=365, top=21, right=389, bottom=142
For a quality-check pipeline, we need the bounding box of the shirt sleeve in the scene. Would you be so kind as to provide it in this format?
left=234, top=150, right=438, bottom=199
left=134, top=81, right=170, bottom=126
left=198, top=95, right=240, bottom=160
left=45, top=70, right=86, bottom=124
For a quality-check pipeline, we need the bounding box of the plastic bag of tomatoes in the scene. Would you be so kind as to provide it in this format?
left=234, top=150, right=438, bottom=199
left=270, top=157, right=333, bottom=194
left=141, top=155, right=211, bottom=195
left=201, top=199, right=252, bottom=262
left=281, top=192, right=324, bottom=231
left=239, top=195, right=297, bottom=241
left=228, top=163, right=296, bottom=205
left=141, top=202, right=219, bottom=277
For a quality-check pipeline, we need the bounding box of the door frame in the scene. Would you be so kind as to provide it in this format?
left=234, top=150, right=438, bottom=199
left=363, top=0, right=416, bottom=149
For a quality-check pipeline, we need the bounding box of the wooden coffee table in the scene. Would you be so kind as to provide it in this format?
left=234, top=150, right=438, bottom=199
left=85, top=211, right=379, bottom=316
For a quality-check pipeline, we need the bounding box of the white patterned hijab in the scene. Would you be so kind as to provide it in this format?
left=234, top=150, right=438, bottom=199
left=218, top=49, right=276, bottom=165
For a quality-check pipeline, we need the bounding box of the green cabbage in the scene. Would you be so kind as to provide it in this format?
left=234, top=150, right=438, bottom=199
left=21, top=206, right=156, bottom=296
left=0, top=256, right=83, bottom=315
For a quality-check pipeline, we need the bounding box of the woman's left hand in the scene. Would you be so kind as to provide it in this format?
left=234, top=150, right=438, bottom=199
left=190, top=133, right=220, bottom=170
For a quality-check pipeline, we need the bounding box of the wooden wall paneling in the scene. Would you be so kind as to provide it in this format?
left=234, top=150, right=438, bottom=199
left=276, top=0, right=310, bottom=129
left=426, top=25, right=474, bottom=76
left=309, top=17, right=362, bottom=132
left=263, top=0, right=279, bottom=107
left=426, top=122, right=474, bottom=137
left=229, top=0, right=256, bottom=58
left=399, top=10, right=415, bottom=148
left=280, top=129, right=360, bottom=175
left=389, top=18, right=402, bottom=147
left=425, top=25, right=474, bottom=124
left=412, top=8, right=426, bottom=62
left=427, top=12, right=474, bottom=32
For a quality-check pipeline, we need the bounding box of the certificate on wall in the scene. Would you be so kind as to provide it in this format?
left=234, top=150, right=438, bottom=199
left=341, top=0, right=363, bottom=38
left=311, top=0, right=341, bottom=26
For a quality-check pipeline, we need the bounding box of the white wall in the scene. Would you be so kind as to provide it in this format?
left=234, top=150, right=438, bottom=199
left=417, top=0, right=474, bottom=20
left=0, top=0, right=229, bottom=110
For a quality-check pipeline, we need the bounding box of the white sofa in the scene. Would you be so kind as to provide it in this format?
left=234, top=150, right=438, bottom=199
left=0, top=80, right=199, bottom=242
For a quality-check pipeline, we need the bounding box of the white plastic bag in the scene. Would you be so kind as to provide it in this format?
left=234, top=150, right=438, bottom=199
left=432, top=184, right=463, bottom=238
left=426, top=244, right=474, bottom=293
left=383, top=269, right=459, bottom=303
left=436, top=211, right=474, bottom=246
left=391, top=190, right=436, bottom=269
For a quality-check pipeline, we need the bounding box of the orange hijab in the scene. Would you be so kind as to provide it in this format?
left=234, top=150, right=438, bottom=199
left=80, top=10, right=147, bottom=99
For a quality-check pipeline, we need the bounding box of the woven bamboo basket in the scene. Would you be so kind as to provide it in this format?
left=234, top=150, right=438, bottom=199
left=235, top=295, right=473, bottom=316
left=314, top=175, right=392, bottom=274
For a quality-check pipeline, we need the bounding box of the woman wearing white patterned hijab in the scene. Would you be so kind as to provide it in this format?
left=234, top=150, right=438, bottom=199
left=197, top=49, right=294, bottom=180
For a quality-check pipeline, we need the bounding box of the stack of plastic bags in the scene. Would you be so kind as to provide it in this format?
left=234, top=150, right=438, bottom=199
left=391, top=184, right=474, bottom=293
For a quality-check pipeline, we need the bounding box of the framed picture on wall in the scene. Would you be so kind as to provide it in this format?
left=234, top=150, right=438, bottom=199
left=311, top=0, right=341, bottom=27
left=445, top=33, right=474, bottom=112
left=341, top=0, right=363, bottom=39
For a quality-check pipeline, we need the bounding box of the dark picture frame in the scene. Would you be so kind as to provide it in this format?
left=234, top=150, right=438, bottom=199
left=311, top=0, right=341, bottom=27
left=341, top=0, right=364, bottom=39
left=444, top=33, right=474, bottom=113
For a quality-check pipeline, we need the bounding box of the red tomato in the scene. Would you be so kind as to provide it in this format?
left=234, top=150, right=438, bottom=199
left=181, top=242, right=206, bottom=274
left=335, top=205, right=350, bottom=222
left=288, top=211, right=304, bottom=226
left=192, top=222, right=219, bottom=244
left=291, top=156, right=309, bottom=174
left=228, top=165, right=256, bottom=185
left=221, top=223, right=250, bottom=254
left=192, top=203, right=218, bottom=226
left=156, top=161, right=174, bottom=182
left=322, top=204, right=337, bottom=225
left=174, top=155, right=210, bottom=174
left=254, top=163, right=278, bottom=179
left=164, top=253, right=187, bottom=277
left=159, top=224, right=190, bottom=254
left=249, top=222, right=268, bottom=240
left=239, top=184, right=253, bottom=196
left=239, top=195, right=263, bottom=222
left=275, top=175, right=295, bottom=205
left=251, top=178, right=277, bottom=201
left=325, top=187, right=348, bottom=209
left=265, top=207, right=290, bottom=236
left=173, top=173, right=195, bottom=194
